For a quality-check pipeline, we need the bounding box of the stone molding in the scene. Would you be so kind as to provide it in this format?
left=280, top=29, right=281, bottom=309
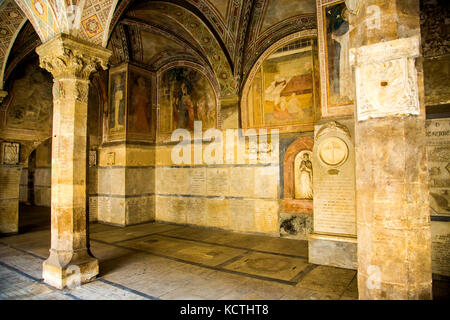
left=316, top=121, right=351, bottom=139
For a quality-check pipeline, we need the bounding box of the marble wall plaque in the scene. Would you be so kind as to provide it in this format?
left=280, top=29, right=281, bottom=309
left=431, top=221, right=450, bottom=277
left=426, top=119, right=450, bottom=216
left=89, top=150, right=97, bottom=167
left=206, top=168, right=230, bottom=196
left=189, top=168, right=206, bottom=195
left=0, top=166, right=21, bottom=199
left=313, top=120, right=356, bottom=236
left=2, top=142, right=19, bottom=164
left=350, top=36, right=420, bottom=121
left=106, top=152, right=115, bottom=166
left=230, top=167, right=255, bottom=198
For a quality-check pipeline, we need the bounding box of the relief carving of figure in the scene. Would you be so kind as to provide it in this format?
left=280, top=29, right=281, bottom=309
left=295, top=151, right=313, bottom=199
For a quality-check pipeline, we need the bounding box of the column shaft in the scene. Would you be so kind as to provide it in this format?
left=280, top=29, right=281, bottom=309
left=350, top=0, right=432, bottom=299
left=36, top=34, right=111, bottom=289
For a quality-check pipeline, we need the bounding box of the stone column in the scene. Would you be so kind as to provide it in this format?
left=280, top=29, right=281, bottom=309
left=349, top=0, right=432, bottom=299
left=36, top=34, right=111, bottom=289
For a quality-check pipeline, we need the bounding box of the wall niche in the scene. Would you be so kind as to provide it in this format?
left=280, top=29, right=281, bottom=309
left=280, top=137, right=314, bottom=240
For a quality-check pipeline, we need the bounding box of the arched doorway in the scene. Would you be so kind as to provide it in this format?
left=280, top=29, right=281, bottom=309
left=18, top=138, right=51, bottom=233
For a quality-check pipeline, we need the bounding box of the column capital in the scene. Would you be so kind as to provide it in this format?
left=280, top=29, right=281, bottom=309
left=36, top=34, right=112, bottom=80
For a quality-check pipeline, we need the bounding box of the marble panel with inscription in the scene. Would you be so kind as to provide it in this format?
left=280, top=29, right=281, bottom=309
left=253, top=166, right=279, bottom=199
left=156, top=196, right=188, bottom=224
left=206, top=198, right=230, bottom=229
left=312, top=120, right=356, bottom=236
left=188, top=168, right=207, bottom=195
left=254, top=200, right=279, bottom=233
left=229, top=167, right=255, bottom=198
left=206, top=168, right=230, bottom=196
left=431, top=221, right=450, bottom=277
left=229, top=199, right=256, bottom=232
left=426, top=119, right=450, bottom=216
left=186, top=197, right=207, bottom=226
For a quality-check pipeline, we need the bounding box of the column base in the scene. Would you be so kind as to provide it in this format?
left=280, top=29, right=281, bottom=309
left=42, top=249, right=99, bottom=289
left=308, top=233, right=357, bottom=270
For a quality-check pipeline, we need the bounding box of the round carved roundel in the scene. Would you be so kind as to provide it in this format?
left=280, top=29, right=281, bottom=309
left=318, top=137, right=348, bottom=167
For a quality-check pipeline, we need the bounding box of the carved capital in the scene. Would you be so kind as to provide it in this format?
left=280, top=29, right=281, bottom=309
left=36, top=34, right=112, bottom=80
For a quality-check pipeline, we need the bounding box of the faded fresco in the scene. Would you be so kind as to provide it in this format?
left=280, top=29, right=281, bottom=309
left=262, top=0, right=316, bottom=32
left=128, top=71, right=152, bottom=134
left=246, top=38, right=315, bottom=128
left=159, top=67, right=216, bottom=133
left=109, top=72, right=126, bottom=134
left=6, top=64, right=52, bottom=131
left=324, top=2, right=353, bottom=106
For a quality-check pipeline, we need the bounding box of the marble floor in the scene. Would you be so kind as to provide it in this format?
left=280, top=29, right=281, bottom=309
left=0, top=205, right=448, bottom=300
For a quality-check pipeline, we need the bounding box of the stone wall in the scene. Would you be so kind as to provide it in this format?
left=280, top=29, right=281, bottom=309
left=96, top=143, right=155, bottom=226
left=153, top=139, right=280, bottom=235
left=33, top=139, right=51, bottom=207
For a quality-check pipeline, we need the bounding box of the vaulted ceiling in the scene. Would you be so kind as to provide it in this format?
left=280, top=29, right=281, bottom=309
left=0, top=0, right=317, bottom=96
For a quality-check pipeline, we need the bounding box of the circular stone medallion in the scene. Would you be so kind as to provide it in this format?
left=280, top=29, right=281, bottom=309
left=318, top=137, right=348, bottom=167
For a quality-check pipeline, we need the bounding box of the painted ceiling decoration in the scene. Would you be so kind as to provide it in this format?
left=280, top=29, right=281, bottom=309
left=14, top=0, right=119, bottom=46
left=240, top=0, right=317, bottom=89
left=111, top=1, right=237, bottom=98
left=0, top=0, right=319, bottom=95
left=3, top=22, right=42, bottom=87
left=120, top=16, right=208, bottom=65
left=0, top=0, right=27, bottom=89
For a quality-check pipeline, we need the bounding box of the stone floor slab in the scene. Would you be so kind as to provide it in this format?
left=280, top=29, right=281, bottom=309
left=221, top=251, right=309, bottom=282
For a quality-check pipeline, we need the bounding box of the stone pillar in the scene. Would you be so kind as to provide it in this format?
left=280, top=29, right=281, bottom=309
left=349, top=0, right=432, bottom=299
left=97, top=63, right=156, bottom=227
left=36, top=34, right=111, bottom=289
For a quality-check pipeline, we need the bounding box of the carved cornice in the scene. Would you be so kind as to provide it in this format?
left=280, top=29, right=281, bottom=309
left=36, top=34, right=112, bottom=80
left=316, top=121, right=351, bottom=139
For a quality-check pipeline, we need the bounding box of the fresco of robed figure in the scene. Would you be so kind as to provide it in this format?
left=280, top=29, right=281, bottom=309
left=160, top=67, right=216, bottom=132
left=128, top=73, right=152, bottom=134
left=109, top=73, right=126, bottom=132
left=325, top=2, right=354, bottom=106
